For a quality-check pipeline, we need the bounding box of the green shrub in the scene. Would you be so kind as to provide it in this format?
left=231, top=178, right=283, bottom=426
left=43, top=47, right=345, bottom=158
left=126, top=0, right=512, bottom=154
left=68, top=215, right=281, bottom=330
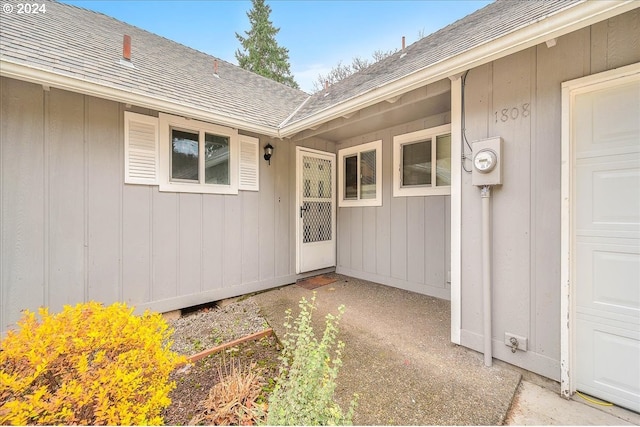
left=0, top=302, right=186, bottom=425
left=266, top=294, right=357, bottom=425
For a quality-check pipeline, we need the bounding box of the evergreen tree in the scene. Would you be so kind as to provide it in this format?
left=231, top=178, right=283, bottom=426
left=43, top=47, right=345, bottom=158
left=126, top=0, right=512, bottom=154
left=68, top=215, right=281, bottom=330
left=235, top=0, right=299, bottom=89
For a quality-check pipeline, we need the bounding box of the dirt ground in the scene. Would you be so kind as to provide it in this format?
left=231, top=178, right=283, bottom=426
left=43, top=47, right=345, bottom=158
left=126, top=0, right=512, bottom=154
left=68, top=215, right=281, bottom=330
left=160, top=298, right=282, bottom=425
left=162, top=335, right=281, bottom=425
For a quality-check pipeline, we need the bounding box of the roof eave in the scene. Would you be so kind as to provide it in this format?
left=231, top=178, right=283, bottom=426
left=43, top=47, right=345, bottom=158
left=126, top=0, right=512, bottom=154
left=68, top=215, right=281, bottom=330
left=279, top=0, right=639, bottom=139
left=0, top=60, right=282, bottom=138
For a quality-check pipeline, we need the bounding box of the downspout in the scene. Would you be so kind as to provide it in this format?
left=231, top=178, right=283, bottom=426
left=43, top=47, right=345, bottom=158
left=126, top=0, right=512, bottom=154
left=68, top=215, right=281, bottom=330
left=481, top=185, right=493, bottom=367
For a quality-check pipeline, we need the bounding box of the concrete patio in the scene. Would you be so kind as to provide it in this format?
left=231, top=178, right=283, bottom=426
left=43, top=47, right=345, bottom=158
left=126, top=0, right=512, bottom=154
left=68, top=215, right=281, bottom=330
left=248, top=273, right=639, bottom=425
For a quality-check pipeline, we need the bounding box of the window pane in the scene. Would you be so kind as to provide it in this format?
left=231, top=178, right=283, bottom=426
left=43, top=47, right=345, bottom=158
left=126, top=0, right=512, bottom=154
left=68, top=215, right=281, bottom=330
left=402, top=140, right=431, bottom=186
left=360, top=149, right=376, bottom=199
left=171, top=129, right=199, bottom=181
left=436, top=134, right=451, bottom=186
left=344, top=155, right=357, bottom=200
left=204, top=133, right=229, bottom=185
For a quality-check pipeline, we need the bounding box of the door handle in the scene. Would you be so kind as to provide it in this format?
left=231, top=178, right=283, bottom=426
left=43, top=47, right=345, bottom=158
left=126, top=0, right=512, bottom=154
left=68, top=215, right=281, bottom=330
left=300, top=205, right=308, bottom=218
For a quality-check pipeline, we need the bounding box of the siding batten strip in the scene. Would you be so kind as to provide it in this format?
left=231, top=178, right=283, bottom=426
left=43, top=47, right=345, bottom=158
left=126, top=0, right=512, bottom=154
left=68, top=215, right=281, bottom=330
left=118, top=104, right=124, bottom=303
left=176, top=194, right=180, bottom=297
left=43, top=87, right=50, bottom=309
left=0, top=81, right=3, bottom=332
left=221, top=195, right=225, bottom=288
left=200, top=194, right=203, bottom=293
left=0, top=79, right=2, bottom=332
left=83, top=95, right=89, bottom=303
left=529, top=46, right=538, bottom=353
left=148, top=186, right=153, bottom=303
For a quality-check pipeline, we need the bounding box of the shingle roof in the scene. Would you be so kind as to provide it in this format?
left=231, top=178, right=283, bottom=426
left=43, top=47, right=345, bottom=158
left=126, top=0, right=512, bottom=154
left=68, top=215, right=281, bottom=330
left=283, top=0, right=581, bottom=126
left=0, top=0, right=617, bottom=135
left=0, top=0, right=308, bottom=129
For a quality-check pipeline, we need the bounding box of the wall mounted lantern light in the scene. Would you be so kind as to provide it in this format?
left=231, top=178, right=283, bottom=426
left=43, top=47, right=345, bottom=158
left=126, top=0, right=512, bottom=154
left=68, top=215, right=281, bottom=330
left=264, top=143, right=274, bottom=165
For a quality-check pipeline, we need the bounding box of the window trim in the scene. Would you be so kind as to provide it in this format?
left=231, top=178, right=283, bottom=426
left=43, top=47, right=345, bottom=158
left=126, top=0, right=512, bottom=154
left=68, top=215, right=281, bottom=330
left=337, top=139, right=382, bottom=207
left=159, top=113, right=239, bottom=194
left=393, top=124, right=451, bottom=197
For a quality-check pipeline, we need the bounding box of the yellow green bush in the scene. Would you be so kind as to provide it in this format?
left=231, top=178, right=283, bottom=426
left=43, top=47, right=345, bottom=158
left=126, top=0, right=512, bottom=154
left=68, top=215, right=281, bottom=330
left=0, top=301, right=186, bottom=425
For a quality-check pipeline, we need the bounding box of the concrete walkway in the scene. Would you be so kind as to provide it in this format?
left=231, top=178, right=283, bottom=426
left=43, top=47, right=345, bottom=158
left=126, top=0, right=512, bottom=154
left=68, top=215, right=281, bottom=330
left=248, top=274, right=638, bottom=425
left=506, top=376, right=640, bottom=425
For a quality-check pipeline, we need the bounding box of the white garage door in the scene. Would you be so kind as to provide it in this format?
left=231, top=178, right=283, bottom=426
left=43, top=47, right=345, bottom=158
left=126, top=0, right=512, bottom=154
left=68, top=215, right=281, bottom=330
left=573, top=71, right=640, bottom=411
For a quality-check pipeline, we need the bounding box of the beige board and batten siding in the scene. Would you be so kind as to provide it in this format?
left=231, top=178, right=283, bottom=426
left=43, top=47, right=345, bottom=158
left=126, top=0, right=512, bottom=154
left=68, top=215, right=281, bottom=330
left=459, top=9, right=640, bottom=380
left=335, top=111, right=452, bottom=300
left=0, top=77, right=312, bottom=334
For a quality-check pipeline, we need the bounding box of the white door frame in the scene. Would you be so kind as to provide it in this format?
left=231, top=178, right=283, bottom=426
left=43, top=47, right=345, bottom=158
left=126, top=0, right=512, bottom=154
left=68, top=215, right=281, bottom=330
left=295, top=146, right=337, bottom=274
left=560, top=62, right=640, bottom=398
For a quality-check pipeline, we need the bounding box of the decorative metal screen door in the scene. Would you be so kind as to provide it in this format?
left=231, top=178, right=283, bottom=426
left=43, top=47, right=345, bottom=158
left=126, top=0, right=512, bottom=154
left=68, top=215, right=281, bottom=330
left=296, top=147, right=336, bottom=273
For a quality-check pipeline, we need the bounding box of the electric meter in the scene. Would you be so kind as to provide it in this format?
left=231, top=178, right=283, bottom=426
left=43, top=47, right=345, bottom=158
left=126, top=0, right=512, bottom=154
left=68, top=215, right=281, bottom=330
left=471, top=137, right=502, bottom=186
left=473, top=149, right=497, bottom=173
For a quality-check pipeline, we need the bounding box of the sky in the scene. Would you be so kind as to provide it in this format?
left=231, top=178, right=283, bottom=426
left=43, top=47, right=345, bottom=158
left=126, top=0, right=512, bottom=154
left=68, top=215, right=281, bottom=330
left=62, top=0, right=492, bottom=93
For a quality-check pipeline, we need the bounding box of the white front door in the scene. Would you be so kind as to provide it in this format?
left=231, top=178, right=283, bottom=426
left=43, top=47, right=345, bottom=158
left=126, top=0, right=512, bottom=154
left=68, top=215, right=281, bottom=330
left=569, top=66, right=640, bottom=411
left=296, top=147, right=336, bottom=273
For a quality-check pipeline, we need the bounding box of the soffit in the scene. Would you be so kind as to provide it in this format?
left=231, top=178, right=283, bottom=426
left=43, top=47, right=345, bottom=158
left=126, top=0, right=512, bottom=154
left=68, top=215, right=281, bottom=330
left=294, top=82, right=451, bottom=143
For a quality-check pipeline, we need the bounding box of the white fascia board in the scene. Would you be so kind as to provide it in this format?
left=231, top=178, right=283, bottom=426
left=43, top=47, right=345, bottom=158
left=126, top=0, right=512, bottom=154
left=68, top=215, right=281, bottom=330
left=0, top=60, right=281, bottom=138
left=279, top=0, right=638, bottom=138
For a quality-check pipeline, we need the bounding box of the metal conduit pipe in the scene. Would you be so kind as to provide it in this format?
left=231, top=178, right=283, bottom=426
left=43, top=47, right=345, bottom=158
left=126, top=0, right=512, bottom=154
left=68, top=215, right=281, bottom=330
left=481, top=185, right=493, bottom=367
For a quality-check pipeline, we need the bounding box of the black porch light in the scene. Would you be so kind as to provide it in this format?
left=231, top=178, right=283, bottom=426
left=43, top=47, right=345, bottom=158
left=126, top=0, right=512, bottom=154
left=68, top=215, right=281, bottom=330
left=264, top=143, right=274, bottom=165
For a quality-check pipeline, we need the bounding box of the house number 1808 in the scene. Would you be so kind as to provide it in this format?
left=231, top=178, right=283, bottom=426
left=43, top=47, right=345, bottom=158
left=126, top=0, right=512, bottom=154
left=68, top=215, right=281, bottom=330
left=494, top=103, right=530, bottom=123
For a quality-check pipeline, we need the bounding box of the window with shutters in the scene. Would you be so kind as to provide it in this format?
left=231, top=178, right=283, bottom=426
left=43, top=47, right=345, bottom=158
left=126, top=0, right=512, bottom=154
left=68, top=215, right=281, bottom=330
left=124, top=112, right=258, bottom=194
left=337, top=140, right=382, bottom=207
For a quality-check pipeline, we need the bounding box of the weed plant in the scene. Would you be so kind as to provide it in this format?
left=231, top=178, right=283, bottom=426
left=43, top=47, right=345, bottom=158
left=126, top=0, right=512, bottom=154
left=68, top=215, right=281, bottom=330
left=188, top=360, right=266, bottom=425
left=266, top=294, right=357, bottom=425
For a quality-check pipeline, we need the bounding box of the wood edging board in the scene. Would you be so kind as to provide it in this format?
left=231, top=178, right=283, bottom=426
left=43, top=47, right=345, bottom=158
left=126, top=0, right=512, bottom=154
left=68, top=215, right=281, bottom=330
left=185, top=328, right=274, bottom=364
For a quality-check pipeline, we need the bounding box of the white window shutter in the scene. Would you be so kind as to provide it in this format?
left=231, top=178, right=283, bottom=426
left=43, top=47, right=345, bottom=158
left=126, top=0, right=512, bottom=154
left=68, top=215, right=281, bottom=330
left=124, top=112, right=159, bottom=185
left=238, top=135, right=259, bottom=191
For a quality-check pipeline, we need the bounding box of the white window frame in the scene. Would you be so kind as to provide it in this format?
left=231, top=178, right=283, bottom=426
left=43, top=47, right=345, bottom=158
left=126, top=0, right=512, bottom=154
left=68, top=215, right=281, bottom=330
left=393, top=123, right=451, bottom=197
left=158, top=113, right=239, bottom=194
left=338, top=140, right=382, bottom=207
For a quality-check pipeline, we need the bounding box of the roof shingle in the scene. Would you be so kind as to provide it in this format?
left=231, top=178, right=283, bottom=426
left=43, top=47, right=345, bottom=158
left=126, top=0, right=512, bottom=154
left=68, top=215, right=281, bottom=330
left=0, top=0, right=591, bottom=133
left=284, top=0, right=581, bottom=126
left=0, top=0, right=309, bottom=129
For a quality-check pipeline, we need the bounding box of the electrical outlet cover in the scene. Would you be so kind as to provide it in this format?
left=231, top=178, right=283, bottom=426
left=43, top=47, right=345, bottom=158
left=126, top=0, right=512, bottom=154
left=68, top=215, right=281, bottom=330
left=504, top=332, right=528, bottom=352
